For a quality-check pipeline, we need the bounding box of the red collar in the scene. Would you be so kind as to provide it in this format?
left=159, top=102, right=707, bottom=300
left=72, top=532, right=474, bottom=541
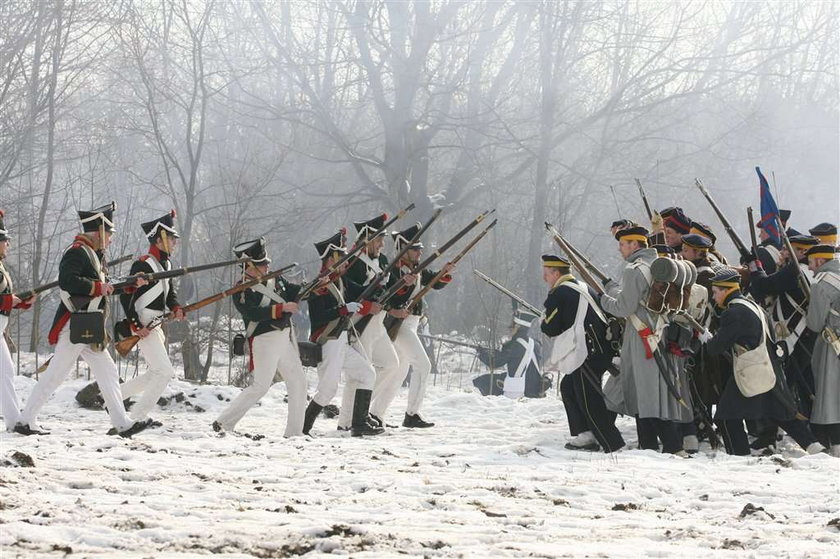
left=74, top=235, right=98, bottom=251
left=148, top=245, right=169, bottom=262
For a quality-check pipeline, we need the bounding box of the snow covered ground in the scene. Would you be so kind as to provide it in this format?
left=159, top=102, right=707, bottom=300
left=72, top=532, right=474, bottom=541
left=1, top=353, right=839, bottom=558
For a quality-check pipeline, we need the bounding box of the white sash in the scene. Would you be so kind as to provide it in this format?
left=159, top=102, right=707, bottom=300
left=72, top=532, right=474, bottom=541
left=135, top=255, right=169, bottom=326
left=358, top=253, right=382, bottom=286
left=245, top=278, right=287, bottom=337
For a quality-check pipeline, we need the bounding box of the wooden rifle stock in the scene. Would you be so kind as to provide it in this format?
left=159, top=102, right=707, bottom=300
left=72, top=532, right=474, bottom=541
left=114, top=263, right=297, bottom=356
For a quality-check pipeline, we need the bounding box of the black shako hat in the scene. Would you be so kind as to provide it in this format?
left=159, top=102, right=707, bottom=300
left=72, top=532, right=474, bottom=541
left=141, top=210, right=180, bottom=240
left=233, top=237, right=270, bottom=264
left=315, top=229, right=347, bottom=259
left=78, top=202, right=116, bottom=233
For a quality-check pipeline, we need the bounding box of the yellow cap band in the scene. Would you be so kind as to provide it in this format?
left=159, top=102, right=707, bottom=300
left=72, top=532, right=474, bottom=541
left=543, top=261, right=570, bottom=268
left=808, top=251, right=836, bottom=260
left=621, top=234, right=648, bottom=243
left=712, top=280, right=740, bottom=288
left=816, top=234, right=837, bottom=245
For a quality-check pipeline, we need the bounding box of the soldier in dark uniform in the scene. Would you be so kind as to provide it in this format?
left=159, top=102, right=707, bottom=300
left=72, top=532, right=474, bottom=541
left=541, top=254, right=625, bottom=453
left=370, top=223, right=453, bottom=427
left=748, top=234, right=819, bottom=419
left=213, top=237, right=309, bottom=437
left=0, top=209, right=35, bottom=431
left=699, top=268, right=823, bottom=456
left=473, top=306, right=546, bottom=399
left=679, top=233, right=725, bottom=439
left=116, top=211, right=185, bottom=424
left=336, top=214, right=400, bottom=430
left=303, top=230, right=383, bottom=437
left=15, top=203, right=153, bottom=437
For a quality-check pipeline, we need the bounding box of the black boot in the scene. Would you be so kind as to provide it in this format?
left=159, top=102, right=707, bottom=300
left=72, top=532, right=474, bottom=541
left=403, top=413, right=435, bottom=428
left=351, top=389, right=384, bottom=437
left=303, top=400, right=323, bottom=435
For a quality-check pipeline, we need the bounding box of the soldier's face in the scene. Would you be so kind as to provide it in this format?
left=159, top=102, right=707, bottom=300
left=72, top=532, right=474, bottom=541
left=542, top=267, right=560, bottom=285
left=0, top=239, right=8, bottom=259
left=711, top=286, right=727, bottom=306
left=663, top=227, right=682, bottom=248
left=368, top=236, right=384, bottom=256
left=407, top=248, right=421, bottom=264
left=681, top=246, right=700, bottom=261
left=807, top=257, right=824, bottom=273
left=97, top=231, right=113, bottom=250
left=618, top=240, right=636, bottom=259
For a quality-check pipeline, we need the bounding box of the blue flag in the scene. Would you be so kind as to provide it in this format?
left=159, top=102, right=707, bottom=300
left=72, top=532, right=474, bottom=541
left=756, top=166, right=781, bottom=245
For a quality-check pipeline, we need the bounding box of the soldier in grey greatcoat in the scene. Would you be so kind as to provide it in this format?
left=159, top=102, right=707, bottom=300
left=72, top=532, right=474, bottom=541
left=600, top=225, right=685, bottom=454
left=805, top=244, right=840, bottom=457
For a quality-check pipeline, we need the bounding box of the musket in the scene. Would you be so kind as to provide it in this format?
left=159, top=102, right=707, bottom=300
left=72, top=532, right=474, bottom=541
left=694, top=178, right=751, bottom=259
left=114, top=263, right=297, bottom=356
left=543, top=224, right=610, bottom=283
left=110, top=258, right=250, bottom=291
left=377, top=209, right=494, bottom=306
left=323, top=208, right=442, bottom=340
left=473, top=269, right=541, bottom=315
left=384, top=218, right=497, bottom=340
left=544, top=222, right=608, bottom=294
left=15, top=254, right=135, bottom=300
left=295, top=202, right=416, bottom=303
left=747, top=207, right=759, bottom=258
left=635, top=178, right=654, bottom=221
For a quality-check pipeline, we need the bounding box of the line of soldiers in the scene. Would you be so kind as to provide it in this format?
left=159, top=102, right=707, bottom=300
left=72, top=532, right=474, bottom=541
left=1, top=205, right=454, bottom=439
left=537, top=206, right=839, bottom=457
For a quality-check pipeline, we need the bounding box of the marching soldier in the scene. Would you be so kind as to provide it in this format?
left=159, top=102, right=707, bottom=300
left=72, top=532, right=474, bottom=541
left=14, top=203, right=153, bottom=437
left=117, top=211, right=185, bottom=424
left=212, top=238, right=308, bottom=437
left=303, top=230, right=383, bottom=437
left=699, top=268, right=823, bottom=456
left=336, top=214, right=400, bottom=430
left=804, top=245, right=840, bottom=457
left=748, top=234, right=819, bottom=418
left=0, top=210, right=35, bottom=431
left=680, top=233, right=725, bottom=437
left=600, top=225, right=685, bottom=454
left=474, top=305, right=546, bottom=399
left=541, top=254, right=625, bottom=453
left=369, top=224, right=454, bottom=427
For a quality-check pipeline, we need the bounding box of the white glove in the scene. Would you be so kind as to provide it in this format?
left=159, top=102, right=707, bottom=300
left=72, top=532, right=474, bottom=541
left=344, top=302, right=363, bottom=314
left=698, top=328, right=713, bottom=344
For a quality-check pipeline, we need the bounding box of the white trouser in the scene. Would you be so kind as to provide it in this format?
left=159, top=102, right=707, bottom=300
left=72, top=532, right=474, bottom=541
left=338, top=313, right=400, bottom=428
left=371, top=315, right=431, bottom=418
left=216, top=329, right=307, bottom=436
left=119, top=328, right=174, bottom=421
left=0, top=315, right=21, bottom=431
left=312, top=331, right=375, bottom=408
left=20, top=328, right=132, bottom=430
